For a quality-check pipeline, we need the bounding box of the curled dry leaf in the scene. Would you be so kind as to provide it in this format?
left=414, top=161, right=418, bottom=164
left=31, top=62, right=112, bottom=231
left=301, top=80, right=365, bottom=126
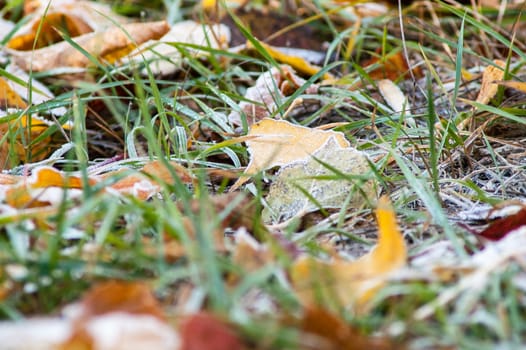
left=495, top=79, right=526, bottom=94
left=230, top=119, right=348, bottom=190
left=10, top=21, right=170, bottom=72
left=263, top=137, right=375, bottom=223
left=362, top=51, right=423, bottom=81
left=475, top=59, right=506, bottom=105
left=124, top=20, right=231, bottom=76
left=290, top=196, right=406, bottom=313
left=254, top=42, right=332, bottom=79
left=2, top=160, right=193, bottom=209
left=9, top=0, right=129, bottom=50
left=228, top=66, right=319, bottom=126
left=298, top=307, right=401, bottom=350
left=0, top=78, right=58, bottom=168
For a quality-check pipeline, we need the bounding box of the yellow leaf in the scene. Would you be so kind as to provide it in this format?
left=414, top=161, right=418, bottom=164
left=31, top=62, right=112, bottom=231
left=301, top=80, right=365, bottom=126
left=7, top=12, right=93, bottom=50
left=290, top=196, right=406, bottom=313
left=0, top=78, right=27, bottom=109
left=254, top=42, right=333, bottom=79
left=230, top=119, right=349, bottom=190
left=475, top=59, right=505, bottom=105
left=495, top=80, right=526, bottom=94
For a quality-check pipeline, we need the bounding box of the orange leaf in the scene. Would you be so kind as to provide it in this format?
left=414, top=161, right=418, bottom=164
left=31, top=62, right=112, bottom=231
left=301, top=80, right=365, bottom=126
left=7, top=12, right=93, bottom=50
left=77, top=280, right=165, bottom=320
left=300, top=307, right=401, bottom=350
left=0, top=78, right=27, bottom=109
left=362, top=51, right=422, bottom=81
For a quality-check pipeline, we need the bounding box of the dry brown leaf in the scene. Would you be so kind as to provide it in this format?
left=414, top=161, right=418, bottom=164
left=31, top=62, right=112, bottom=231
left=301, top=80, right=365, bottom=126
left=290, top=196, right=406, bottom=313
left=124, top=20, right=230, bottom=76
left=228, top=66, right=319, bottom=126
left=10, top=0, right=129, bottom=50
left=362, top=51, right=423, bottom=81
left=11, top=21, right=170, bottom=72
left=475, top=59, right=506, bottom=105
left=180, top=312, right=245, bottom=350
left=230, top=119, right=349, bottom=190
left=299, top=307, right=401, bottom=350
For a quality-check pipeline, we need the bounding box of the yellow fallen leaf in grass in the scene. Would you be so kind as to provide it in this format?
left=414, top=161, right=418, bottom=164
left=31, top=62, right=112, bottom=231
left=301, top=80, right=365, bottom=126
left=10, top=21, right=170, bottom=72
left=475, top=59, right=506, bottom=105
left=230, top=119, right=350, bottom=190
left=495, top=80, right=526, bottom=94
left=0, top=78, right=60, bottom=168
left=290, top=196, right=406, bottom=313
left=255, top=42, right=333, bottom=80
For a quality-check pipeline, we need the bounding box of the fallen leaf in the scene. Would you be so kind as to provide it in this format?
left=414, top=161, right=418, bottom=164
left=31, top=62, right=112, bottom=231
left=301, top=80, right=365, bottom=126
left=230, top=119, right=348, bottom=190
left=5, top=166, right=92, bottom=208
left=228, top=66, right=320, bottom=127
left=123, top=20, right=231, bottom=76
left=290, top=196, right=406, bottom=313
left=263, top=137, right=374, bottom=223
left=378, top=79, right=411, bottom=115
left=7, top=12, right=93, bottom=50
left=60, top=281, right=180, bottom=350
left=475, top=59, right=506, bottom=105
left=180, top=312, right=245, bottom=350
left=299, top=307, right=401, bottom=350
left=106, top=160, right=195, bottom=200
left=75, top=280, right=164, bottom=320
left=3, top=160, right=193, bottom=209
left=254, top=41, right=333, bottom=79
left=495, top=80, right=526, bottom=94
left=10, top=21, right=170, bottom=72
left=475, top=206, right=526, bottom=241
left=0, top=77, right=27, bottom=109
left=362, top=51, right=423, bottom=81
left=5, top=63, right=68, bottom=116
